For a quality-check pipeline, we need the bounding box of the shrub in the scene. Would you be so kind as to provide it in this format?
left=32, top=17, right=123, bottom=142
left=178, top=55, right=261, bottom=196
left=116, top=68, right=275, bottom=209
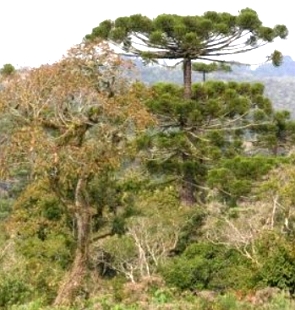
left=161, top=242, right=254, bottom=291
left=0, top=275, right=33, bottom=308
left=255, top=232, right=295, bottom=293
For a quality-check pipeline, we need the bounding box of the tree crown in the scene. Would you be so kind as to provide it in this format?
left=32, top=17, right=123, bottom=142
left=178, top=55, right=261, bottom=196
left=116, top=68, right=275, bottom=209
left=85, top=9, right=288, bottom=66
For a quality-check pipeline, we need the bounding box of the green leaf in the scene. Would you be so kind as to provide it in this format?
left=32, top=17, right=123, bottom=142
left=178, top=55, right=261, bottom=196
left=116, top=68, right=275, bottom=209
left=237, top=8, right=262, bottom=31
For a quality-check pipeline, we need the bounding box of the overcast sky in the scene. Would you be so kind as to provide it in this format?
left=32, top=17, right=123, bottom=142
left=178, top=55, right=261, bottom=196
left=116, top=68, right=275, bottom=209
left=1, top=0, right=293, bottom=68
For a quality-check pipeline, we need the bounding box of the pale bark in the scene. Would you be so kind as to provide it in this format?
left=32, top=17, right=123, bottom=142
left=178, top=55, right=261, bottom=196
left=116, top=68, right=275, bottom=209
left=54, top=178, right=91, bottom=306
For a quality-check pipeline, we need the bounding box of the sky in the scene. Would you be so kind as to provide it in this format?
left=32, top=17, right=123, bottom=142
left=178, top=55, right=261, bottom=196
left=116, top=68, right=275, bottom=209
left=0, top=0, right=294, bottom=68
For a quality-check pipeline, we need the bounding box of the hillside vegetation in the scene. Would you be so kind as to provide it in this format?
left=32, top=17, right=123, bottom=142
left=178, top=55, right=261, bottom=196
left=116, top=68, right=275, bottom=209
left=0, top=12, right=295, bottom=310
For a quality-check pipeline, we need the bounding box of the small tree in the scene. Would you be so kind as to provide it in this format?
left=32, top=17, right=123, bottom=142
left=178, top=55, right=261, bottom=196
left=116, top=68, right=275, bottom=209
left=192, top=62, right=231, bottom=82
left=85, top=9, right=288, bottom=98
left=0, top=64, right=15, bottom=77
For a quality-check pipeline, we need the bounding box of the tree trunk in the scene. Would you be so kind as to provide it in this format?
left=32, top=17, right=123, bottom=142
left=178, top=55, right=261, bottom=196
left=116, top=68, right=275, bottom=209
left=183, top=58, right=192, bottom=99
left=180, top=153, right=196, bottom=206
left=53, top=178, right=91, bottom=306
left=202, top=71, right=206, bottom=82
left=182, top=59, right=196, bottom=205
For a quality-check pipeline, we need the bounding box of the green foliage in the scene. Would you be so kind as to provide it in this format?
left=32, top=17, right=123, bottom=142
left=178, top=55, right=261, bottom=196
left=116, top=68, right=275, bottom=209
left=268, top=292, right=294, bottom=310
left=88, top=169, right=140, bottom=236
left=214, top=294, right=240, bottom=310
left=102, top=234, right=137, bottom=268
left=255, top=232, right=295, bottom=293
left=271, top=50, right=283, bottom=67
left=208, top=156, right=286, bottom=205
left=140, top=81, right=278, bottom=204
left=174, top=208, right=207, bottom=253
left=18, top=233, right=73, bottom=268
left=0, top=63, right=15, bottom=77
left=88, top=171, right=127, bottom=226
left=152, top=288, right=172, bottom=304
left=0, top=198, right=13, bottom=220
left=85, top=10, right=287, bottom=68
left=161, top=242, right=252, bottom=291
left=9, top=299, right=46, bottom=310
left=192, top=62, right=232, bottom=81
left=3, top=284, right=295, bottom=309
left=9, top=181, right=72, bottom=240
left=161, top=255, right=210, bottom=290
left=0, top=274, right=33, bottom=308
left=1, top=181, right=74, bottom=303
left=255, top=110, right=295, bottom=154
left=13, top=234, right=73, bottom=303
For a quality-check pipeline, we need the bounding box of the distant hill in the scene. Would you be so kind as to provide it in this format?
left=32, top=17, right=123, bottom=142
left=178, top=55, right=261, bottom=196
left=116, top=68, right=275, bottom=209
left=254, top=56, right=295, bottom=77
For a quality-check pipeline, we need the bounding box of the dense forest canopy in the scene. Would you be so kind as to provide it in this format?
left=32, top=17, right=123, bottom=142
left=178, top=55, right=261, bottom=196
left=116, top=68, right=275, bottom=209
left=0, top=8, right=294, bottom=310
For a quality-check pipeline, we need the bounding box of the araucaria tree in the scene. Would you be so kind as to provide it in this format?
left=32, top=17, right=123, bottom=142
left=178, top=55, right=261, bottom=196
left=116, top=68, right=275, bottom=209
left=192, top=62, right=231, bottom=82
left=85, top=9, right=288, bottom=98
left=0, top=42, right=151, bottom=305
left=140, top=81, right=279, bottom=205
